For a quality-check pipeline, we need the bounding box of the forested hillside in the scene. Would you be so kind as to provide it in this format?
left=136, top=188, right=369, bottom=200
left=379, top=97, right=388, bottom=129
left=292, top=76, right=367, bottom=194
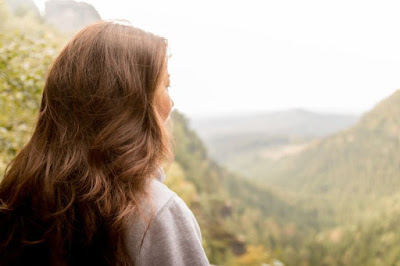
left=263, top=91, right=400, bottom=202
left=218, top=90, right=400, bottom=265
left=168, top=111, right=323, bottom=264
left=0, top=2, right=63, bottom=174
left=166, top=91, right=400, bottom=265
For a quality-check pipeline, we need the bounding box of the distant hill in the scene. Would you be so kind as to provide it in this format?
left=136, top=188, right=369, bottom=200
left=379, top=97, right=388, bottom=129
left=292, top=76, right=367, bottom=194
left=191, top=109, right=360, bottom=177
left=264, top=90, right=400, bottom=200
left=191, top=109, right=360, bottom=138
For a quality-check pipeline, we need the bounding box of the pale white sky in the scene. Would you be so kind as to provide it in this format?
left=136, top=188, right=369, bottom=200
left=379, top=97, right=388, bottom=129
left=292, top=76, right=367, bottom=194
left=34, top=0, right=400, bottom=117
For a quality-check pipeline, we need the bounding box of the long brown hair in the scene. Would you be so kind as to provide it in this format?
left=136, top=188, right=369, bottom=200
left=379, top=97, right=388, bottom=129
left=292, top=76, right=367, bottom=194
left=0, top=21, right=172, bottom=265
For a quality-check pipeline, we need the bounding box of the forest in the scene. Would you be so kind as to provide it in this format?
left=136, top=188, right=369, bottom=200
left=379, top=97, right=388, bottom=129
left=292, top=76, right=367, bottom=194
left=2, top=1, right=400, bottom=265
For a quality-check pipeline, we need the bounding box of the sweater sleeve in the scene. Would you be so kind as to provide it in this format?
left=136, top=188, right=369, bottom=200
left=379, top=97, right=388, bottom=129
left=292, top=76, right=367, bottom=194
left=137, top=194, right=210, bottom=266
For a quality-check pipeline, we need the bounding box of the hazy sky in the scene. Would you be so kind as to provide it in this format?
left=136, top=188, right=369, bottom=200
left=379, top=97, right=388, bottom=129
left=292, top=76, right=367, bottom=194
left=34, top=0, right=400, bottom=117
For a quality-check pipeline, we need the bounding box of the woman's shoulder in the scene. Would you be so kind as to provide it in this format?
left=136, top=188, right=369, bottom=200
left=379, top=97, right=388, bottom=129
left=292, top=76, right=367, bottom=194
left=125, top=172, right=209, bottom=265
left=149, top=177, right=197, bottom=220
left=146, top=168, right=197, bottom=223
left=126, top=176, right=198, bottom=239
left=149, top=175, right=177, bottom=213
left=148, top=177, right=201, bottom=236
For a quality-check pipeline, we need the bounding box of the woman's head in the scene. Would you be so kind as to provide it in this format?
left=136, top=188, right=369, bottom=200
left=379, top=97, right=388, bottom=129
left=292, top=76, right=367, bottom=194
left=0, top=21, right=173, bottom=265
left=44, top=20, right=172, bottom=150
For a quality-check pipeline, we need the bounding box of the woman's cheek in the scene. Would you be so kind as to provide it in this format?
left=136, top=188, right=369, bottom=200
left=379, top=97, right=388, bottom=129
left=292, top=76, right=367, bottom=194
left=157, top=90, right=172, bottom=121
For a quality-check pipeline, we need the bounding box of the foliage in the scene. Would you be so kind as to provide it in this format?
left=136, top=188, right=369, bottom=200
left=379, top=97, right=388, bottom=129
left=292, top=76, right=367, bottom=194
left=0, top=3, right=62, bottom=175
left=229, top=245, right=273, bottom=266
left=164, top=162, right=199, bottom=207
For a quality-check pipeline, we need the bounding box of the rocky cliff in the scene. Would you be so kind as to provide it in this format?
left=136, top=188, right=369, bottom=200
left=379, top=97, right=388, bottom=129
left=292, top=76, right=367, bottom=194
left=44, top=0, right=101, bottom=33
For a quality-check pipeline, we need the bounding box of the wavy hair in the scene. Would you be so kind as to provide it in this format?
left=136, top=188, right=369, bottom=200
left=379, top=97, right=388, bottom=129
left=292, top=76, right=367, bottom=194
left=0, top=21, right=172, bottom=265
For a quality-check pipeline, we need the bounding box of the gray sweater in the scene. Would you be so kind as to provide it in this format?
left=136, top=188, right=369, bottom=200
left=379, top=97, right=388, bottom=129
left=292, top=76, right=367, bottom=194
left=125, top=168, right=210, bottom=266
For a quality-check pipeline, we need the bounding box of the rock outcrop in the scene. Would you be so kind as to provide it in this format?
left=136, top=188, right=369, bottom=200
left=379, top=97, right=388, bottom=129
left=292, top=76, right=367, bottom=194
left=44, top=0, right=101, bottom=33
left=6, top=0, right=40, bottom=17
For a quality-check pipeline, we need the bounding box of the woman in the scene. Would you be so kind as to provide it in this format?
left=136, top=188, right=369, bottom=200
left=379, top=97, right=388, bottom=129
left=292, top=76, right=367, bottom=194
left=0, top=21, right=209, bottom=265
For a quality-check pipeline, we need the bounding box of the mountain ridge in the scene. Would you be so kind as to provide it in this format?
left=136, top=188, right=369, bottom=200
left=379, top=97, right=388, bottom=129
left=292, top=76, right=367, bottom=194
left=262, top=89, right=400, bottom=205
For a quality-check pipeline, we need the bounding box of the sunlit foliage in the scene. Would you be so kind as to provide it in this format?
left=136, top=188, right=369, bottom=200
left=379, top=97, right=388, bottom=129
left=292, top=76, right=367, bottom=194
left=0, top=3, right=62, bottom=175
